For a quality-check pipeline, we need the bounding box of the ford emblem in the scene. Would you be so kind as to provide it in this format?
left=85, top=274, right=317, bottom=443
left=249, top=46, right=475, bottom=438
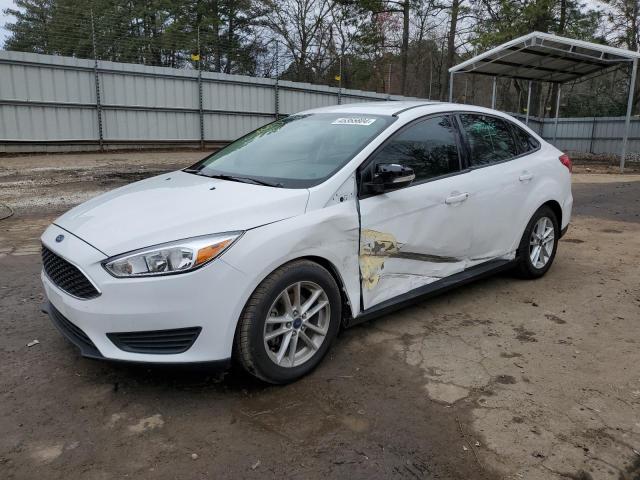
left=55, top=234, right=64, bottom=243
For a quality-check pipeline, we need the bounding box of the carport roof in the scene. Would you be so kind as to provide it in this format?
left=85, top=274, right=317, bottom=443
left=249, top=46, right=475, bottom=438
left=449, top=31, right=640, bottom=83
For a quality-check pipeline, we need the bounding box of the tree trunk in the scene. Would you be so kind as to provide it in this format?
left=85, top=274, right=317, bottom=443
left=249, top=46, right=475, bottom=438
left=400, top=0, right=410, bottom=95
left=444, top=0, right=460, bottom=101
left=212, top=0, right=222, bottom=72
left=225, top=3, right=235, bottom=74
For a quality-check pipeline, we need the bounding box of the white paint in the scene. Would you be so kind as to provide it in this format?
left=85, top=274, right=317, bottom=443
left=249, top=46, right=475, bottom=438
left=325, top=173, right=357, bottom=207
left=41, top=101, right=573, bottom=364
left=54, top=171, right=309, bottom=256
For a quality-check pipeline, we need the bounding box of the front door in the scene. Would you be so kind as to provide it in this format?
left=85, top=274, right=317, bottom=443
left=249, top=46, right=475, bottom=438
left=358, top=115, right=475, bottom=309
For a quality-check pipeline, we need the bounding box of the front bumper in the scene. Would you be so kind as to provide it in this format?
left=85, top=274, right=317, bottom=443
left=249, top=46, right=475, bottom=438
left=41, top=301, right=231, bottom=368
left=41, top=224, right=251, bottom=364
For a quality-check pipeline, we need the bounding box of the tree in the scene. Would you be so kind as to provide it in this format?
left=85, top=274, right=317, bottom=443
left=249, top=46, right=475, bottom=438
left=259, top=0, right=335, bottom=82
left=336, top=1, right=416, bottom=94
left=602, top=0, right=640, bottom=112
left=4, top=0, right=58, bottom=54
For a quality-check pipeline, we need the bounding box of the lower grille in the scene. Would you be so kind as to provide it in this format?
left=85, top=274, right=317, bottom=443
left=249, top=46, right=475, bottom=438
left=46, top=303, right=102, bottom=358
left=42, top=246, right=100, bottom=299
left=107, top=327, right=202, bottom=354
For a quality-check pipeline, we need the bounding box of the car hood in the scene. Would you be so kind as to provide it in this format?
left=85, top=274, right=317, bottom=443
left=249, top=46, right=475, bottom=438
left=54, top=170, right=310, bottom=256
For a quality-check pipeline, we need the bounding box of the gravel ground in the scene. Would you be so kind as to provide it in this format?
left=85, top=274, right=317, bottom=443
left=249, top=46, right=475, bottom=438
left=1, top=151, right=639, bottom=480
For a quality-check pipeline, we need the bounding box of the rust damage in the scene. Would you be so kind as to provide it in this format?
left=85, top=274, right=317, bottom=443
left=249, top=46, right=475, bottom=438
left=360, top=229, right=459, bottom=290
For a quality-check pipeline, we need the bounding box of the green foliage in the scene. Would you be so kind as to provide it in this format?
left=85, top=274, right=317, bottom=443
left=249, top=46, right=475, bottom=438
left=472, top=0, right=602, bottom=50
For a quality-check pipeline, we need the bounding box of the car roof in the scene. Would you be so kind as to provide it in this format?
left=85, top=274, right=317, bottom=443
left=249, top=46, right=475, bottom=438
left=298, top=101, right=438, bottom=116
left=298, top=100, right=543, bottom=141
left=299, top=101, right=501, bottom=118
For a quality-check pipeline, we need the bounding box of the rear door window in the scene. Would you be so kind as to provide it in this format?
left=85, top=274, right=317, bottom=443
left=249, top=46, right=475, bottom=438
left=459, top=114, right=519, bottom=167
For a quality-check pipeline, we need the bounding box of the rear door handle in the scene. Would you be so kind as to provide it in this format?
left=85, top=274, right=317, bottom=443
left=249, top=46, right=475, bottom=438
left=519, top=173, right=533, bottom=182
left=445, top=192, right=469, bottom=205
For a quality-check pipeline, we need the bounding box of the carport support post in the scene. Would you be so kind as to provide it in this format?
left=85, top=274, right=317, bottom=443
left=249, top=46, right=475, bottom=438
left=491, top=77, right=497, bottom=109
left=449, top=72, right=454, bottom=102
left=553, top=84, right=562, bottom=144
left=525, top=81, right=532, bottom=125
left=620, top=58, right=638, bottom=173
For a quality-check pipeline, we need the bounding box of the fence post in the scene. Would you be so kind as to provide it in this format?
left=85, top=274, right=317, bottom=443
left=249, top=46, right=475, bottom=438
left=274, top=41, right=280, bottom=119
left=90, top=11, right=104, bottom=151
left=198, top=69, right=204, bottom=150
left=337, top=55, right=342, bottom=105
left=197, top=27, right=204, bottom=150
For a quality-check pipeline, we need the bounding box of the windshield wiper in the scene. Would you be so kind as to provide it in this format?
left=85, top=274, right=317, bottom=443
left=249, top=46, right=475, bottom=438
left=208, top=174, right=283, bottom=188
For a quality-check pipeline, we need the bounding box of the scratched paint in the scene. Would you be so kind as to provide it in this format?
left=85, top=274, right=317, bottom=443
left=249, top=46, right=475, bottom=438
left=359, top=228, right=471, bottom=307
left=360, top=229, right=399, bottom=290
left=360, top=229, right=463, bottom=292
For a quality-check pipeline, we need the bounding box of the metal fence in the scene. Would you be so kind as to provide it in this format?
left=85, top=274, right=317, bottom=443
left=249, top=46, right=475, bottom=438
left=0, top=50, right=421, bottom=153
left=512, top=114, right=640, bottom=159
left=1, top=50, right=639, bottom=158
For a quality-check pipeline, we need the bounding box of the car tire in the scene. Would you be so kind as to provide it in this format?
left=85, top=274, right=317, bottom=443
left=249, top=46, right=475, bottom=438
left=233, top=260, right=341, bottom=384
left=515, top=205, right=559, bottom=279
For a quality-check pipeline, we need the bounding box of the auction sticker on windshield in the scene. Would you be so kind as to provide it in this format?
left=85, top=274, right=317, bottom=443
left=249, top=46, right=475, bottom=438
left=332, top=117, right=377, bottom=126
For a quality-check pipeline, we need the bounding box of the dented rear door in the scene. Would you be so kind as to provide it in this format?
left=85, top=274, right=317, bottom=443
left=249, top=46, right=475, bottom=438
left=358, top=115, right=475, bottom=309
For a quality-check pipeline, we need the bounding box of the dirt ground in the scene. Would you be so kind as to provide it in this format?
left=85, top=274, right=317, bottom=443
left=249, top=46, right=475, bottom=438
left=1, top=151, right=639, bottom=480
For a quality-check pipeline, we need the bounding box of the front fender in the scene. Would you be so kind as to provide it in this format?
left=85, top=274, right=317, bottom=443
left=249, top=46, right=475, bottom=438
left=221, top=199, right=361, bottom=346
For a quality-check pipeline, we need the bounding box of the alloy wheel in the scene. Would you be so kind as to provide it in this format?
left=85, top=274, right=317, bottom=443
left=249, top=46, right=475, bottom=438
left=263, top=281, right=331, bottom=368
left=529, top=216, right=555, bottom=269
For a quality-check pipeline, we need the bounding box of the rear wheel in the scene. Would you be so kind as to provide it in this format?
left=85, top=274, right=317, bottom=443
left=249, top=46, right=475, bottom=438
left=515, top=206, right=559, bottom=279
left=234, top=260, right=341, bottom=384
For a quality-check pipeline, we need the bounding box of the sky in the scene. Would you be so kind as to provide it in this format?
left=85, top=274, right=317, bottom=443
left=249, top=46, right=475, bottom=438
left=0, top=0, right=14, bottom=46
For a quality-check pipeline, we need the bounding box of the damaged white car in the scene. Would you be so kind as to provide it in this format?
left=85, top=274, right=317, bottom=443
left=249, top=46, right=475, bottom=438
left=41, top=101, right=572, bottom=383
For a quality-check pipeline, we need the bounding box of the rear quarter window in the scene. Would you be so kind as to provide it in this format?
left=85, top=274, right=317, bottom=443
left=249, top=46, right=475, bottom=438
left=511, top=124, right=541, bottom=155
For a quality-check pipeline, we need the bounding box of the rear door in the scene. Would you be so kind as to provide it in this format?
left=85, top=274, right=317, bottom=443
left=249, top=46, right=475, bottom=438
left=455, top=113, right=539, bottom=264
left=358, top=115, right=476, bottom=309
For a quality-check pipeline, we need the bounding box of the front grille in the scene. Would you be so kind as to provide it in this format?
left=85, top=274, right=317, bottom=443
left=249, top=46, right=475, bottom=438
left=107, top=327, right=202, bottom=354
left=42, top=246, right=100, bottom=299
left=46, top=302, right=102, bottom=358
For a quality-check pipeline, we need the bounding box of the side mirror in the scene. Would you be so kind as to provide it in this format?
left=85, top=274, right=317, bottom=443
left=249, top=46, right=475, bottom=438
left=365, top=163, right=416, bottom=193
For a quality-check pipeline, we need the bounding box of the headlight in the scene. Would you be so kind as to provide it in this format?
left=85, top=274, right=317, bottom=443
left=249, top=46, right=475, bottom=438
left=103, top=232, right=242, bottom=278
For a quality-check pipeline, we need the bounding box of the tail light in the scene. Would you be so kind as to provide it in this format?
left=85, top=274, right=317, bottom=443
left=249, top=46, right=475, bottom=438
left=559, top=153, right=572, bottom=172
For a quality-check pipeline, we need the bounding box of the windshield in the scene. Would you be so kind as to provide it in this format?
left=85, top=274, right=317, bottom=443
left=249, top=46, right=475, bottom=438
left=187, top=113, right=396, bottom=188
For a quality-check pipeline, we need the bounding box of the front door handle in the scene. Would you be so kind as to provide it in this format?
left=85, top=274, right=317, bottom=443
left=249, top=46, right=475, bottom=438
left=519, top=172, right=534, bottom=182
left=445, top=192, right=469, bottom=205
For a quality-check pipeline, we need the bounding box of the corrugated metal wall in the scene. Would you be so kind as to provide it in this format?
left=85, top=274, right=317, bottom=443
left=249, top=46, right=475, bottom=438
left=0, top=51, right=418, bottom=153
left=1, top=50, right=638, bottom=156
left=511, top=114, right=640, bottom=158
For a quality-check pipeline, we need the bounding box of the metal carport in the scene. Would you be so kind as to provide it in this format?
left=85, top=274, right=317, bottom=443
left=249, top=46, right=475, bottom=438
left=449, top=31, right=640, bottom=171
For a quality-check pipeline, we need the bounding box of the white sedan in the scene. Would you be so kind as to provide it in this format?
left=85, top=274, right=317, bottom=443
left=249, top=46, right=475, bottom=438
left=41, top=101, right=573, bottom=383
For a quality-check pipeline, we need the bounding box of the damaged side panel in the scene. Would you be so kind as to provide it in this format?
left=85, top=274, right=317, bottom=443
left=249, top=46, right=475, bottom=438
left=358, top=174, right=480, bottom=310
left=360, top=228, right=466, bottom=307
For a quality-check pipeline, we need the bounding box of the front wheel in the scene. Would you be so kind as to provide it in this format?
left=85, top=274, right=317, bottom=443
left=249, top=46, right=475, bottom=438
left=233, top=260, right=341, bottom=384
left=515, top=206, right=559, bottom=279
